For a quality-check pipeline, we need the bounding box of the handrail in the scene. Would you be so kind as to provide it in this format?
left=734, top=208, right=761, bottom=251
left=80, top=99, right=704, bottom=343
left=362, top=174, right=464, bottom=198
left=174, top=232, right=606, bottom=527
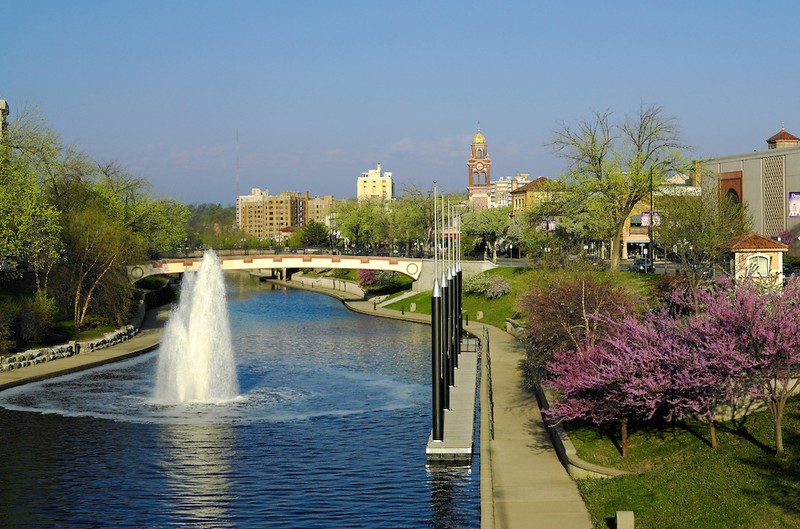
left=484, top=326, right=495, bottom=440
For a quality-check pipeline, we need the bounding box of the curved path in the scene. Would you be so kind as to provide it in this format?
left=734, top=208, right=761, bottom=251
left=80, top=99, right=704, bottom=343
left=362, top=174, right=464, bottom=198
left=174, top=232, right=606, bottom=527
left=0, top=278, right=592, bottom=529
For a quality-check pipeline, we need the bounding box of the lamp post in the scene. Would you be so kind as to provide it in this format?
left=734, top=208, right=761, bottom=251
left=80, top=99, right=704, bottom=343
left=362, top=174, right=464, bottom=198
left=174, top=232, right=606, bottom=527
left=648, top=164, right=654, bottom=265
left=509, top=243, right=513, bottom=265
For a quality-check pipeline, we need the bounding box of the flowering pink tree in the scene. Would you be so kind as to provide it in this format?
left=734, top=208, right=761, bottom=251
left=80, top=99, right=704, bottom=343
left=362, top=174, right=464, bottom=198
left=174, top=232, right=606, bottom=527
left=547, top=309, right=748, bottom=455
left=357, top=269, right=377, bottom=286
left=664, top=312, right=750, bottom=449
left=547, top=315, right=674, bottom=458
left=547, top=277, right=800, bottom=457
left=699, top=278, right=800, bottom=456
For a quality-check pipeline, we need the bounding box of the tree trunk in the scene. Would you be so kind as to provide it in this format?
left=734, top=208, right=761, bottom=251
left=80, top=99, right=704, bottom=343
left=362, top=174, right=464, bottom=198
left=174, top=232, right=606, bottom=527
left=78, top=256, right=117, bottom=327
left=621, top=417, right=629, bottom=458
left=771, top=402, right=785, bottom=456
left=609, top=222, right=625, bottom=272
left=709, top=419, right=718, bottom=449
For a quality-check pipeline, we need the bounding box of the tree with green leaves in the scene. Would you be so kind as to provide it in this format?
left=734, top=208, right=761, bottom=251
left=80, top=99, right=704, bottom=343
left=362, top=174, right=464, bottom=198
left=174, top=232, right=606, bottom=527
left=0, top=144, right=62, bottom=291
left=336, top=199, right=389, bottom=249
left=656, top=181, right=751, bottom=303
left=300, top=220, right=329, bottom=246
left=462, top=206, right=511, bottom=263
left=94, top=161, right=189, bottom=256
left=549, top=104, right=685, bottom=271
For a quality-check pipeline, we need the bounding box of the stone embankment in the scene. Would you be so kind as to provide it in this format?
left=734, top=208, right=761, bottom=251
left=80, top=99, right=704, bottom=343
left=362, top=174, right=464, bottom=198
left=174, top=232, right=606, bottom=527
left=0, top=287, right=163, bottom=374
left=0, top=325, right=140, bottom=372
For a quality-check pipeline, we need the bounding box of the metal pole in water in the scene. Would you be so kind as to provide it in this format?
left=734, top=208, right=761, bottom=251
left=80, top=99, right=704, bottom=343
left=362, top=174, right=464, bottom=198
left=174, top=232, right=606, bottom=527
left=431, top=184, right=444, bottom=441
left=431, top=277, right=444, bottom=441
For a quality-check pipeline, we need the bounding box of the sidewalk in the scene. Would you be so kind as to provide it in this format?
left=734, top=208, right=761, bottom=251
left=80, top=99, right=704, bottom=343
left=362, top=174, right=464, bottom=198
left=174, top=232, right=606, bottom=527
left=0, top=306, right=171, bottom=392
left=479, top=323, right=591, bottom=529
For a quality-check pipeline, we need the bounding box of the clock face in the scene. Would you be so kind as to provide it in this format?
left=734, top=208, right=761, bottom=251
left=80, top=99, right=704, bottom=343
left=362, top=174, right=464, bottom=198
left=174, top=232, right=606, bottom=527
left=476, top=162, right=484, bottom=171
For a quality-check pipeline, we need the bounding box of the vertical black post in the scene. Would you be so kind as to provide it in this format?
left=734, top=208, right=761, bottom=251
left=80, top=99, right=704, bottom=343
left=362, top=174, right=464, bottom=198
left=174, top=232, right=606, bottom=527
left=456, top=265, right=463, bottom=355
left=448, top=267, right=458, bottom=371
left=431, top=279, right=444, bottom=441
left=440, top=270, right=450, bottom=410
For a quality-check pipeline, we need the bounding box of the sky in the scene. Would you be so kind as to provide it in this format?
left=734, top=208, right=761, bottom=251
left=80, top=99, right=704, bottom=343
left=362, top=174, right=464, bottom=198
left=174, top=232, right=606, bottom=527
left=3, top=1, right=800, bottom=205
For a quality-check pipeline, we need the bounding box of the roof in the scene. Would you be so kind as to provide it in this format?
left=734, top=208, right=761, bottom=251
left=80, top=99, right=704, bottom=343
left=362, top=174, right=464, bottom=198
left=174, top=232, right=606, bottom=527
left=767, top=125, right=799, bottom=143
left=511, top=176, right=556, bottom=193
left=472, top=132, right=486, bottom=144
left=717, top=232, right=788, bottom=252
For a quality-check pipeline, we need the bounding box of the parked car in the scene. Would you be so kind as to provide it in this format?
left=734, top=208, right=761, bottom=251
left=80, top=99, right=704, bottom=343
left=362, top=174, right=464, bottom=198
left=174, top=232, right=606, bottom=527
left=687, top=262, right=714, bottom=278
left=627, top=258, right=655, bottom=273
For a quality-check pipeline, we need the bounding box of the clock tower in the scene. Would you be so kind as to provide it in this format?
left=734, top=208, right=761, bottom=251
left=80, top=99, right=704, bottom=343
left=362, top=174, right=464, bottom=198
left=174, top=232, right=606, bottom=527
left=467, top=126, right=492, bottom=211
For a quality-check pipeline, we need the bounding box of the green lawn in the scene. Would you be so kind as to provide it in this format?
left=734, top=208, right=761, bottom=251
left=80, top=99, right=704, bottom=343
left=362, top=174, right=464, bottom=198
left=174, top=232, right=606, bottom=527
left=569, top=400, right=800, bottom=528
left=383, top=266, right=661, bottom=329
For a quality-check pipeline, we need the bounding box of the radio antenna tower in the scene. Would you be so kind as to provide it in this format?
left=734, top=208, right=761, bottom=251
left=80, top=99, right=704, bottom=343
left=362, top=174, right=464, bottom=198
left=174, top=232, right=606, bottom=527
left=235, top=128, right=240, bottom=199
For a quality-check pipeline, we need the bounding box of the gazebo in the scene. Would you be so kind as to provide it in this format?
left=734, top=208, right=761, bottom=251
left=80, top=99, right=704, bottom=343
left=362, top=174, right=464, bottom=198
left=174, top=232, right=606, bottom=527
left=717, top=232, right=788, bottom=284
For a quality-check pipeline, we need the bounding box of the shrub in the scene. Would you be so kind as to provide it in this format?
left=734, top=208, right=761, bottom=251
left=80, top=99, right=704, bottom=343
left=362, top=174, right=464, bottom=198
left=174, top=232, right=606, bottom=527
left=0, top=291, right=58, bottom=351
left=357, top=269, right=378, bottom=286
left=484, top=275, right=511, bottom=299
left=515, top=273, right=643, bottom=381
left=463, top=272, right=510, bottom=299
left=463, top=273, right=490, bottom=296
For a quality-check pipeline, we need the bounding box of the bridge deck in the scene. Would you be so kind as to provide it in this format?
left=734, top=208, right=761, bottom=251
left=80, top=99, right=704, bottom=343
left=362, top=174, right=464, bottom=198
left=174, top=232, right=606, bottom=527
left=128, top=254, right=424, bottom=281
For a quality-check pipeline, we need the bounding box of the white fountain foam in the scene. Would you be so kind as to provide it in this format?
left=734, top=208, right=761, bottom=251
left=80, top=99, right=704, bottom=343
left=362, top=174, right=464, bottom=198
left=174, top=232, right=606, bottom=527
left=153, top=250, right=240, bottom=404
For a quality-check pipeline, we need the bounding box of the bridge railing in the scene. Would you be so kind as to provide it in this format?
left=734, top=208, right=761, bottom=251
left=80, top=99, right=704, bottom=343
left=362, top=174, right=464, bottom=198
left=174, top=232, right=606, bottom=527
left=154, top=246, right=434, bottom=260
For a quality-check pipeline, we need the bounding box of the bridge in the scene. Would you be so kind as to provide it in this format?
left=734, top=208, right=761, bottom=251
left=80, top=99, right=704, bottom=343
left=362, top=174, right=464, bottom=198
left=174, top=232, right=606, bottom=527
left=128, top=253, right=425, bottom=282
left=128, top=250, right=496, bottom=291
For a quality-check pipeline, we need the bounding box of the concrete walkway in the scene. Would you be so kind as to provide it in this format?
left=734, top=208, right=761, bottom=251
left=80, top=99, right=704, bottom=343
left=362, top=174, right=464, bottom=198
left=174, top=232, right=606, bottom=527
left=478, top=324, right=591, bottom=529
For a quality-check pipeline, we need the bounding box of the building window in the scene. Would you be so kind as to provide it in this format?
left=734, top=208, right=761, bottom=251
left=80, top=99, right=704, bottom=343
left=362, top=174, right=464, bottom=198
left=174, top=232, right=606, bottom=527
left=747, top=254, right=770, bottom=276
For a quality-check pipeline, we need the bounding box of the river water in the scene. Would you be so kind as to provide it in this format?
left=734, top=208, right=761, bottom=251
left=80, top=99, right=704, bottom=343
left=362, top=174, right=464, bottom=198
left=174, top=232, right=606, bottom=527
left=0, top=275, right=479, bottom=528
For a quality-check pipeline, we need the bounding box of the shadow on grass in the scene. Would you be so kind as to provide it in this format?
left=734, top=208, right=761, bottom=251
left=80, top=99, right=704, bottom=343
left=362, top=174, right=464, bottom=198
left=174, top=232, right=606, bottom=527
left=717, top=421, right=775, bottom=455
left=675, top=422, right=713, bottom=449
left=737, top=429, right=800, bottom=517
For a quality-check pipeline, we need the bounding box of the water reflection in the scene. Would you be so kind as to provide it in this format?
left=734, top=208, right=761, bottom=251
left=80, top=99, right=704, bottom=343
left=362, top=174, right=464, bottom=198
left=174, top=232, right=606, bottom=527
left=427, top=466, right=473, bottom=529
left=158, top=423, right=237, bottom=528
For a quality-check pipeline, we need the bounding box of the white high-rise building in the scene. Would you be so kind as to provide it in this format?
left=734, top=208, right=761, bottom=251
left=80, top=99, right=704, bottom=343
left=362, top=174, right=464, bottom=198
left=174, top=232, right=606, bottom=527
left=357, top=163, right=393, bottom=202
left=490, top=173, right=530, bottom=207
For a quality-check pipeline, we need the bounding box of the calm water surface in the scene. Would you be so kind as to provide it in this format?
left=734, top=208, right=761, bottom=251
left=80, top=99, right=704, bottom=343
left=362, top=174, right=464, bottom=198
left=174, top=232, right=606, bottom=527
left=0, top=275, right=479, bottom=528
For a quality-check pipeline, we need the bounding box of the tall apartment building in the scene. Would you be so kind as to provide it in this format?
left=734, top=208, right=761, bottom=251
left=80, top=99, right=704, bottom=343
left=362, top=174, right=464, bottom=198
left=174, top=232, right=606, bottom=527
left=490, top=173, right=530, bottom=207
left=236, top=188, right=335, bottom=243
left=357, top=163, right=393, bottom=202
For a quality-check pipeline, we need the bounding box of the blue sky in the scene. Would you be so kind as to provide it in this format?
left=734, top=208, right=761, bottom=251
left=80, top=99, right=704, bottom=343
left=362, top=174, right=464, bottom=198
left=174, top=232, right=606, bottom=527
left=3, top=1, right=799, bottom=204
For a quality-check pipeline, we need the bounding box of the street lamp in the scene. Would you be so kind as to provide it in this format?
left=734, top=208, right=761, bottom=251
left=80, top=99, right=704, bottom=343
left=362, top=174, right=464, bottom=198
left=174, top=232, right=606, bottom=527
left=648, top=164, right=654, bottom=265
left=509, top=243, right=513, bottom=265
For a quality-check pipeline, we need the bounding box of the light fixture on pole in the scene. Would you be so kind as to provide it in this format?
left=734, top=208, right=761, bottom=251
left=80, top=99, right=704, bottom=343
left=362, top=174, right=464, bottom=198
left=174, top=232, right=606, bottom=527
left=648, top=164, right=654, bottom=263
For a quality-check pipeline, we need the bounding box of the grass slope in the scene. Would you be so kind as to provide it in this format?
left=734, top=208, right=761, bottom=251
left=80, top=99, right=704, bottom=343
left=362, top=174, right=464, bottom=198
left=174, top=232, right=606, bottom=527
left=570, top=400, right=800, bottom=528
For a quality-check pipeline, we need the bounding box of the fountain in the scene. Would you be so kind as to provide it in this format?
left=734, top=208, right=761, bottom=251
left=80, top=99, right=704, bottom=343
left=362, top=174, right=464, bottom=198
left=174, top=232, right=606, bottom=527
left=153, top=250, right=240, bottom=403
